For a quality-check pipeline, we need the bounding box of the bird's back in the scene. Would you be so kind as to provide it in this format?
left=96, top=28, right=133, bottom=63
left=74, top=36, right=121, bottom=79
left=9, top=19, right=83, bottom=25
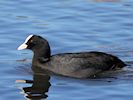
left=40, top=51, right=126, bottom=78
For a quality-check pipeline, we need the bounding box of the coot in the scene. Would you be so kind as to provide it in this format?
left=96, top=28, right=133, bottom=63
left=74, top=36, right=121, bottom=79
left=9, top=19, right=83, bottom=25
left=17, top=35, right=126, bottom=78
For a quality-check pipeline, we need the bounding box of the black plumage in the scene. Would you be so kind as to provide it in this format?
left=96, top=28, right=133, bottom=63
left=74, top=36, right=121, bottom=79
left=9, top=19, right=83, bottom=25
left=18, top=35, right=126, bottom=78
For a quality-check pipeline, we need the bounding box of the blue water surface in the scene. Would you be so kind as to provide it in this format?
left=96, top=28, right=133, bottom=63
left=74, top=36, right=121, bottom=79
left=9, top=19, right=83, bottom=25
left=0, top=0, right=133, bottom=100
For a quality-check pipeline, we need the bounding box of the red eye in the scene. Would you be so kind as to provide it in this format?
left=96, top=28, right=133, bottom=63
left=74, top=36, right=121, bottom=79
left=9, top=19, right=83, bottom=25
left=30, top=39, right=33, bottom=43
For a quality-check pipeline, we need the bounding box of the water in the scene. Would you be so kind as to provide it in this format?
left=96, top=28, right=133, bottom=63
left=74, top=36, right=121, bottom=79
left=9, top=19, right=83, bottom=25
left=0, top=0, right=133, bottom=99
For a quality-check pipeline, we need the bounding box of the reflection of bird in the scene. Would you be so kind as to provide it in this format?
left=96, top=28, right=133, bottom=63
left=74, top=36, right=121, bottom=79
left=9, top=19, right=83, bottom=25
left=16, top=74, right=51, bottom=100
left=17, top=35, right=126, bottom=78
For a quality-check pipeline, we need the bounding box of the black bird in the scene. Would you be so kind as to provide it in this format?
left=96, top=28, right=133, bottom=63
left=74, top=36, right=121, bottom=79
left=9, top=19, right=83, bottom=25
left=17, top=35, right=126, bottom=78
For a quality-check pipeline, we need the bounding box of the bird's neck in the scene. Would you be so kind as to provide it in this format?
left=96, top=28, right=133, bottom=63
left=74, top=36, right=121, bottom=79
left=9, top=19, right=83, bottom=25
left=32, top=45, right=51, bottom=66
